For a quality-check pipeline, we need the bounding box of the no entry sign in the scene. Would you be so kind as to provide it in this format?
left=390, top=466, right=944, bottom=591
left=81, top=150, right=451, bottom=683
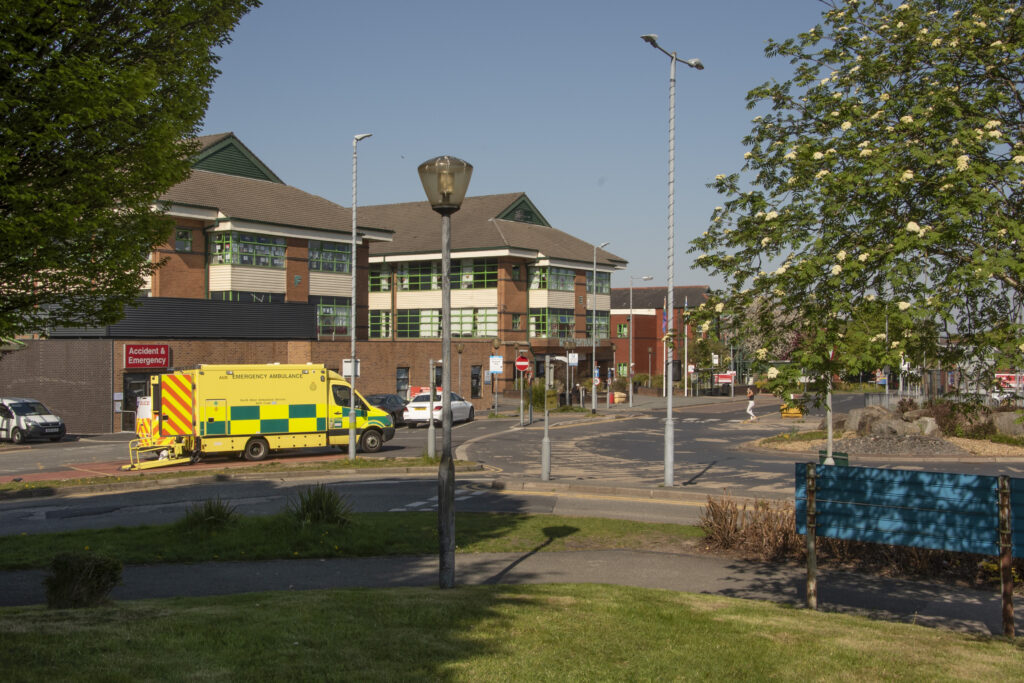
left=515, top=356, right=530, bottom=372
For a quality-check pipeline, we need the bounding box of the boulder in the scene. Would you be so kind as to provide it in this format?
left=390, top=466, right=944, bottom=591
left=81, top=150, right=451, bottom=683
left=849, top=405, right=895, bottom=436
left=869, top=417, right=921, bottom=436
left=817, top=413, right=848, bottom=432
left=902, top=408, right=931, bottom=422
left=993, top=411, right=1024, bottom=437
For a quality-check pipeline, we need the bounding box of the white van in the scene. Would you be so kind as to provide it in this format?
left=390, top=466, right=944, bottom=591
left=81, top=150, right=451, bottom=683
left=0, top=397, right=67, bottom=444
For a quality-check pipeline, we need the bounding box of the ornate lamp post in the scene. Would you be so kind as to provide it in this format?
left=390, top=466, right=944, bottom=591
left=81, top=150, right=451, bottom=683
left=629, top=274, right=653, bottom=407
left=348, top=133, right=372, bottom=461
left=417, top=155, right=473, bottom=589
left=641, top=33, right=703, bottom=487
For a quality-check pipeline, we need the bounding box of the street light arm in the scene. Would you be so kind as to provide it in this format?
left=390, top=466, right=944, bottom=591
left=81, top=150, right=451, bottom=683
left=640, top=34, right=704, bottom=70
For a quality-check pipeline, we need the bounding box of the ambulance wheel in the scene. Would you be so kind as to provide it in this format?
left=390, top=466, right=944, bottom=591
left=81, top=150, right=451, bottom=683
left=243, top=437, right=270, bottom=461
left=359, top=429, right=383, bottom=453
left=10, top=428, right=24, bottom=445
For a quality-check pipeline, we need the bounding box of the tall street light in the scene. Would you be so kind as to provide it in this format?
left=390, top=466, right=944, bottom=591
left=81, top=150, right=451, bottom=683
left=418, top=155, right=473, bottom=590
left=592, top=241, right=609, bottom=414
left=641, top=33, right=703, bottom=488
left=629, top=274, right=653, bottom=407
left=349, top=133, right=372, bottom=462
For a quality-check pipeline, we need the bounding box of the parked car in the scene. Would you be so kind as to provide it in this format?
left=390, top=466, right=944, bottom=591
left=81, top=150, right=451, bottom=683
left=403, top=392, right=475, bottom=427
left=0, top=397, right=67, bottom=444
left=365, top=393, right=408, bottom=426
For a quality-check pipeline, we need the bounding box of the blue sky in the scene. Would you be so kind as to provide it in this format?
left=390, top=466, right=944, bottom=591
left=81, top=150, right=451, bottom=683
left=201, top=0, right=829, bottom=290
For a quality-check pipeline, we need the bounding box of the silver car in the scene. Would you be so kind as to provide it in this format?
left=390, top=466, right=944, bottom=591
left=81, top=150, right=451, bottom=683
left=0, top=397, right=67, bottom=444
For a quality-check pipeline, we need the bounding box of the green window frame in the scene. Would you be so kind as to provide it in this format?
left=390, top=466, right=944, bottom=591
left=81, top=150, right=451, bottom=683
left=210, top=231, right=286, bottom=268
left=529, top=308, right=574, bottom=338
left=309, top=240, right=352, bottom=273
left=208, top=291, right=283, bottom=303
left=617, top=362, right=628, bottom=377
left=587, top=311, right=610, bottom=340
left=398, top=261, right=440, bottom=291
left=369, top=310, right=392, bottom=338
left=452, top=308, right=497, bottom=338
left=396, top=309, right=441, bottom=338
left=512, top=313, right=522, bottom=330
left=369, top=264, right=392, bottom=292
left=452, top=258, right=498, bottom=289
left=314, top=296, right=351, bottom=337
left=586, top=271, right=611, bottom=295
left=528, top=266, right=574, bottom=292
left=617, top=323, right=628, bottom=338
left=174, top=228, right=192, bottom=252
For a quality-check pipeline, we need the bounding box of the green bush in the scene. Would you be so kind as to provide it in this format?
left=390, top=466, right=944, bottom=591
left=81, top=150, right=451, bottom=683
left=633, top=373, right=650, bottom=387
left=288, top=483, right=353, bottom=527
left=177, top=497, right=238, bottom=533
left=44, top=552, right=122, bottom=609
left=612, top=378, right=628, bottom=393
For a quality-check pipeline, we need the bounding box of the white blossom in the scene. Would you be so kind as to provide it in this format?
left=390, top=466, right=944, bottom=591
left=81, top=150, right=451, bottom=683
left=756, top=348, right=768, bottom=361
left=988, top=130, right=1002, bottom=138
left=859, top=148, right=873, bottom=157
left=714, top=303, right=724, bottom=313
left=744, top=152, right=753, bottom=159
left=900, top=115, right=914, bottom=124
left=900, top=170, right=914, bottom=182
left=985, top=120, right=1002, bottom=129
left=1013, top=156, right=1024, bottom=164
left=880, top=93, right=890, bottom=102
left=815, top=170, right=830, bottom=179
left=866, top=294, right=876, bottom=301
left=891, top=341, right=900, bottom=349
left=767, top=367, right=779, bottom=379
left=840, top=121, right=852, bottom=131
left=837, top=250, right=847, bottom=261
left=813, top=151, right=824, bottom=160
left=831, top=264, right=842, bottom=276
left=858, top=253, right=868, bottom=262
left=956, top=155, right=970, bottom=171
left=897, top=301, right=911, bottom=311
left=761, top=237, right=771, bottom=247
left=784, top=150, right=797, bottom=160
left=765, top=210, right=779, bottom=220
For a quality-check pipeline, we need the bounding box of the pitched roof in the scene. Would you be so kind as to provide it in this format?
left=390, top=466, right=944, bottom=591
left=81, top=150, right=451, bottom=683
left=611, top=286, right=711, bottom=309
left=361, top=193, right=626, bottom=269
left=161, top=169, right=361, bottom=235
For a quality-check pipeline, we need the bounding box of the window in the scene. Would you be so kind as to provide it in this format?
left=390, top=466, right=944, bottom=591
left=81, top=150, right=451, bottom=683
left=529, top=308, right=574, bottom=338
left=587, top=311, right=610, bottom=340
left=617, top=323, right=628, bottom=338
left=618, top=362, right=628, bottom=377
left=210, top=232, right=286, bottom=268
left=586, top=271, right=611, bottom=295
left=396, top=367, right=409, bottom=396
left=332, top=385, right=351, bottom=406
left=309, top=240, right=351, bottom=273
left=452, top=308, right=497, bottom=338
left=208, top=291, right=283, bottom=303
left=398, top=261, right=439, bottom=291
left=396, top=309, right=441, bottom=338
left=528, top=266, right=574, bottom=291
left=174, top=228, right=192, bottom=252
left=369, top=310, right=391, bottom=338
left=471, top=365, right=481, bottom=398
left=313, top=296, right=351, bottom=337
left=452, top=258, right=497, bottom=289
left=369, top=264, right=391, bottom=292
left=512, top=313, right=521, bottom=330
left=511, top=265, right=520, bottom=281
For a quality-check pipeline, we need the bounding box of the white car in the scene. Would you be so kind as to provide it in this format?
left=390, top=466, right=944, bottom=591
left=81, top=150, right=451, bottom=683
left=0, top=397, right=67, bottom=444
left=403, top=393, right=475, bottom=427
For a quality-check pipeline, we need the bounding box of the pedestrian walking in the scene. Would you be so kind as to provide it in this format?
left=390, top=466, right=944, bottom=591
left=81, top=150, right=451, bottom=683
left=746, top=386, right=757, bottom=421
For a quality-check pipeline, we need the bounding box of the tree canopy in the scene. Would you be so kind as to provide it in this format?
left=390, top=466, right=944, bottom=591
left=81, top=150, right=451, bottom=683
left=0, top=0, right=259, bottom=339
left=690, top=0, right=1024, bottom=396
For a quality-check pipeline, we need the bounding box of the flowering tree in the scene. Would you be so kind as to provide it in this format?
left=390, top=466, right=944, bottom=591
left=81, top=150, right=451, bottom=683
left=690, top=0, right=1024, bottom=399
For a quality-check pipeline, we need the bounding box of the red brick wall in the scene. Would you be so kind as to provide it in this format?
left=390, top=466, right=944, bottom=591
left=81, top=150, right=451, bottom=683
left=151, top=218, right=207, bottom=299
left=285, top=238, right=309, bottom=303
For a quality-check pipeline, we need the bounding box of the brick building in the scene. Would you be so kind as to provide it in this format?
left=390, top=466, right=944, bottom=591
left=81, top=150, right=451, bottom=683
left=1, top=134, right=626, bottom=433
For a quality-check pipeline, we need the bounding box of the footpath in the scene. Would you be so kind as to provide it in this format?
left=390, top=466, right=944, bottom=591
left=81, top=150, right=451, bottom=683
left=1, top=392, right=1021, bottom=637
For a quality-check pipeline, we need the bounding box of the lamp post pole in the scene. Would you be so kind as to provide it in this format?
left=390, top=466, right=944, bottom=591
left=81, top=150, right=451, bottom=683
left=592, top=241, right=609, bottom=414
left=418, top=156, right=473, bottom=590
left=629, top=275, right=653, bottom=408
left=348, top=133, right=372, bottom=462
left=641, top=33, right=703, bottom=487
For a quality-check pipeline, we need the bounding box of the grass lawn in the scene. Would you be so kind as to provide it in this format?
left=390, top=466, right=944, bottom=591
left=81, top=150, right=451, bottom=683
left=1, top=584, right=1021, bottom=680
left=0, top=512, right=704, bottom=569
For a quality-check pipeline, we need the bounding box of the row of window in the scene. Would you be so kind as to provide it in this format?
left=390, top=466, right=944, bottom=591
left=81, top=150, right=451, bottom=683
left=368, top=308, right=499, bottom=339
left=179, top=231, right=614, bottom=295
left=528, top=309, right=609, bottom=339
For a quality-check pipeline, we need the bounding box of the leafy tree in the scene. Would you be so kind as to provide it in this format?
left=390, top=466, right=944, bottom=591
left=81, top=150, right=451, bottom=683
left=0, top=0, right=259, bottom=338
left=690, top=0, right=1024, bottom=400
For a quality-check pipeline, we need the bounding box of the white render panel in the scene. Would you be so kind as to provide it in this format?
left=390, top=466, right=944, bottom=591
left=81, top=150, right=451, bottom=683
left=586, top=293, right=612, bottom=311
left=529, top=290, right=550, bottom=308
left=208, top=265, right=286, bottom=293
left=309, top=272, right=353, bottom=297
left=367, top=292, right=392, bottom=310
left=396, top=291, right=442, bottom=309
left=547, top=291, right=575, bottom=309
left=451, top=290, right=498, bottom=308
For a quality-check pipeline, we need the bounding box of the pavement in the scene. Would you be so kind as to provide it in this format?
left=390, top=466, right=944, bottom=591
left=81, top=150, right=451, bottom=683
left=2, top=391, right=1021, bottom=637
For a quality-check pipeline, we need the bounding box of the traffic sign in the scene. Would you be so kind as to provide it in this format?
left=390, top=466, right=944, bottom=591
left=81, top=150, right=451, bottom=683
left=515, top=356, right=529, bottom=372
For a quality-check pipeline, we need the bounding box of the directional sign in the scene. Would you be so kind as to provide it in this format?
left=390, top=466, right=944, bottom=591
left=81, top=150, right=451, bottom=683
left=515, top=356, right=530, bottom=372
left=489, top=355, right=504, bottom=373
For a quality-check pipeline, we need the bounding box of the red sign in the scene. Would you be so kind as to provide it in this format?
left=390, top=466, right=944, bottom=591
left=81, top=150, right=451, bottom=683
left=714, top=372, right=736, bottom=384
left=124, top=344, right=169, bottom=369
left=515, top=356, right=530, bottom=372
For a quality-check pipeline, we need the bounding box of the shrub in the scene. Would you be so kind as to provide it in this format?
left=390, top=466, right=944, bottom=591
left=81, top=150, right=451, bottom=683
left=177, top=497, right=238, bottom=533
left=896, top=397, right=918, bottom=414
left=288, top=483, right=352, bottom=527
left=633, top=373, right=650, bottom=387
left=698, top=496, right=800, bottom=561
left=922, top=398, right=994, bottom=438
left=44, top=552, right=122, bottom=609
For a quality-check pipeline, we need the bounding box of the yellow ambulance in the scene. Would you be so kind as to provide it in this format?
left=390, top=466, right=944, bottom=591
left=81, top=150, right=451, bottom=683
left=126, top=364, right=393, bottom=470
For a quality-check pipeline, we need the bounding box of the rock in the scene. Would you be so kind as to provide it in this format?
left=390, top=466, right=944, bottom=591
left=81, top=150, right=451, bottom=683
left=993, top=411, right=1024, bottom=437
left=869, top=417, right=921, bottom=436
left=817, top=413, right=848, bottom=432
left=915, top=416, right=940, bottom=436
left=849, top=405, right=895, bottom=436
left=902, top=408, right=931, bottom=422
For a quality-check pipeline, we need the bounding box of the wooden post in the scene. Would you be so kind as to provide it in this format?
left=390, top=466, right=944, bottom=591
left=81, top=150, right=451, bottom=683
left=999, top=476, right=1014, bottom=638
left=806, top=463, right=817, bottom=610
